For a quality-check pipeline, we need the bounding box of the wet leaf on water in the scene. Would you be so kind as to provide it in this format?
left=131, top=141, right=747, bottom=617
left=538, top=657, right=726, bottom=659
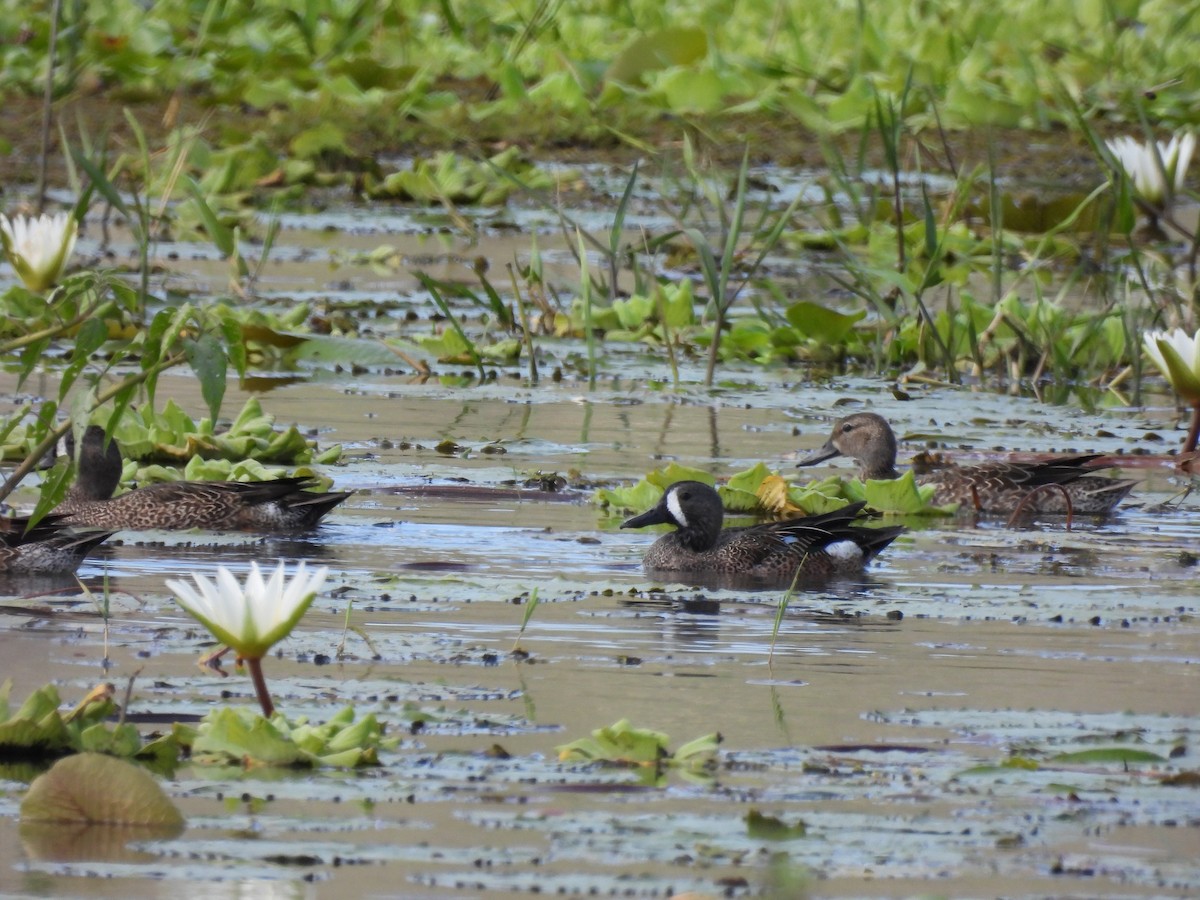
left=20, top=753, right=184, bottom=828
left=745, top=808, right=807, bottom=840
left=558, top=719, right=718, bottom=773
left=862, top=470, right=958, bottom=516
left=188, top=706, right=394, bottom=768
left=0, top=681, right=164, bottom=762
left=948, top=756, right=1041, bottom=778
left=1049, top=747, right=1167, bottom=765
left=558, top=718, right=669, bottom=766
left=594, top=463, right=711, bottom=513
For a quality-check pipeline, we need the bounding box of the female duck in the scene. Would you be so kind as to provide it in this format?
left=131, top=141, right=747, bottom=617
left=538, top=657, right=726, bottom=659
left=798, top=412, right=1134, bottom=515
left=0, top=515, right=112, bottom=574
left=55, top=426, right=351, bottom=531
left=621, top=480, right=903, bottom=582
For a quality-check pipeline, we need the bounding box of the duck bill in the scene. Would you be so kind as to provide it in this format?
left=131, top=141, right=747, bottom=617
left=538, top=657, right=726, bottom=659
left=621, top=506, right=671, bottom=529
left=795, top=442, right=842, bottom=468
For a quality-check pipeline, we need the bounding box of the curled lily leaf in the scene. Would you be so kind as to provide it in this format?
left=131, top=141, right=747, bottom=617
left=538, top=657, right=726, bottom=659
left=0, top=212, right=79, bottom=292
left=166, top=561, right=328, bottom=660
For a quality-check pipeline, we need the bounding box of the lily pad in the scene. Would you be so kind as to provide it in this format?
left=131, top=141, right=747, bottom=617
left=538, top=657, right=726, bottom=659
left=20, top=753, right=184, bottom=828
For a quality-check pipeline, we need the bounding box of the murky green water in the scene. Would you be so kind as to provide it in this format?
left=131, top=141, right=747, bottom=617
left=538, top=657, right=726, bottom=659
left=1, top=198, right=1198, bottom=898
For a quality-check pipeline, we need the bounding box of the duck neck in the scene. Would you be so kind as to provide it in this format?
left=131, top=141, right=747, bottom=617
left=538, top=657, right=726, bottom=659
left=859, top=460, right=901, bottom=480
left=74, top=453, right=122, bottom=500
left=676, top=514, right=722, bottom=553
left=856, top=429, right=900, bottom=480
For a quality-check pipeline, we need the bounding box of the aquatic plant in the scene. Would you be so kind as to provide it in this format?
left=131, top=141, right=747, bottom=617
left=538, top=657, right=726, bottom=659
left=180, top=705, right=394, bottom=768
left=557, top=718, right=720, bottom=784
left=0, top=211, right=78, bottom=292
left=1143, top=327, right=1200, bottom=452
left=0, top=680, right=177, bottom=764
left=165, top=561, right=328, bottom=718
left=1105, top=132, right=1195, bottom=210
left=596, top=461, right=955, bottom=518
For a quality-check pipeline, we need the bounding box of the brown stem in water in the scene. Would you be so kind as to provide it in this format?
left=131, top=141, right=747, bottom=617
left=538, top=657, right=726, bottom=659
left=245, top=656, right=275, bottom=719
left=1185, top=402, right=1200, bottom=455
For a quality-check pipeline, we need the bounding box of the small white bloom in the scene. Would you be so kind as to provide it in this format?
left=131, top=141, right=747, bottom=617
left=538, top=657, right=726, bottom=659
left=166, top=561, right=328, bottom=659
left=1106, top=132, right=1195, bottom=208
left=1143, top=328, right=1200, bottom=404
left=0, top=212, right=78, bottom=292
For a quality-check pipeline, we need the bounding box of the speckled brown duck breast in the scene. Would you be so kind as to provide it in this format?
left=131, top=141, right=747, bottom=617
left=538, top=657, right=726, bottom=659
left=621, top=481, right=903, bottom=582
left=55, top=426, right=352, bottom=532
left=0, top=514, right=113, bottom=574
left=797, top=412, right=1135, bottom=516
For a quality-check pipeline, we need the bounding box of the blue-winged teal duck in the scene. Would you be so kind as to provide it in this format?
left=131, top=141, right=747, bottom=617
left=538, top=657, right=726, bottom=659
left=55, top=426, right=351, bottom=532
left=621, top=481, right=904, bottom=582
left=798, top=412, right=1135, bottom=515
left=0, top=515, right=113, bottom=574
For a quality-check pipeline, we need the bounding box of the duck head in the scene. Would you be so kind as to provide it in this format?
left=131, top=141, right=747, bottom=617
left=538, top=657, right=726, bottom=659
left=620, top=480, right=724, bottom=552
left=796, top=412, right=900, bottom=480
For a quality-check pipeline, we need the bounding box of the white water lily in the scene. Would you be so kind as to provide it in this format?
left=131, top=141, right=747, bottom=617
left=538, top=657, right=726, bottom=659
left=1143, top=328, right=1200, bottom=404
left=166, top=561, right=328, bottom=660
left=1106, top=132, right=1195, bottom=207
left=0, top=211, right=78, bottom=292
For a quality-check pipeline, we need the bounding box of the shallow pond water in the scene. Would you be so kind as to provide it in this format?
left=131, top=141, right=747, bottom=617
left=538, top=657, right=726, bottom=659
left=2, top=368, right=1197, bottom=899
left=2, top=182, right=1200, bottom=898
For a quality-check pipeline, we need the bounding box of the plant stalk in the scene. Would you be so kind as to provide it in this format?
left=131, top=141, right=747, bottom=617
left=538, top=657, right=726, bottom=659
left=245, top=656, right=275, bottom=718
left=1186, top=401, right=1200, bottom=454
left=36, top=0, right=63, bottom=210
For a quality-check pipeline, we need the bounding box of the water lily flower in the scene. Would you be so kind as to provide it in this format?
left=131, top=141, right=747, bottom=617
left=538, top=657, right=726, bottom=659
left=1144, top=328, right=1200, bottom=404
left=0, top=211, right=78, bottom=292
left=1106, top=132, right=1195, bottom=208
left=166, top=561, right=328, bottom=716
left=1144, top=327, right=1200, bottom=453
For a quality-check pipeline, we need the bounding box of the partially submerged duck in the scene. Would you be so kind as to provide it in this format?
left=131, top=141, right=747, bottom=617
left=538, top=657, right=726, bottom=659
left=0, top=514, right=112, bottom=574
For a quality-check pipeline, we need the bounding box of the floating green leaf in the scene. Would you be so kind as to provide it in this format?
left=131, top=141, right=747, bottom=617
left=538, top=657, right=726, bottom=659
left=1050, top=748, right=1167, bottom=765
left=21, top=753, right=184, bottom=828
left=557, top=718, right=718, bottom=775
left=185, top=706, right=394, bottom=768
left=746, top=809, right=808, bottom=840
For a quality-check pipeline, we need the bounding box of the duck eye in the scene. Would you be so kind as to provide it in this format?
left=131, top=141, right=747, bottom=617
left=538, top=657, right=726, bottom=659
left=840, top=422, right=855, bottom=433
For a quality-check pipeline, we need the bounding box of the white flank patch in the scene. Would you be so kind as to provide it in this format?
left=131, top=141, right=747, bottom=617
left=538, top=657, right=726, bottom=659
left=666, top=490, right=688, bottom=528
left=824, top=540, right=862, bottom=562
